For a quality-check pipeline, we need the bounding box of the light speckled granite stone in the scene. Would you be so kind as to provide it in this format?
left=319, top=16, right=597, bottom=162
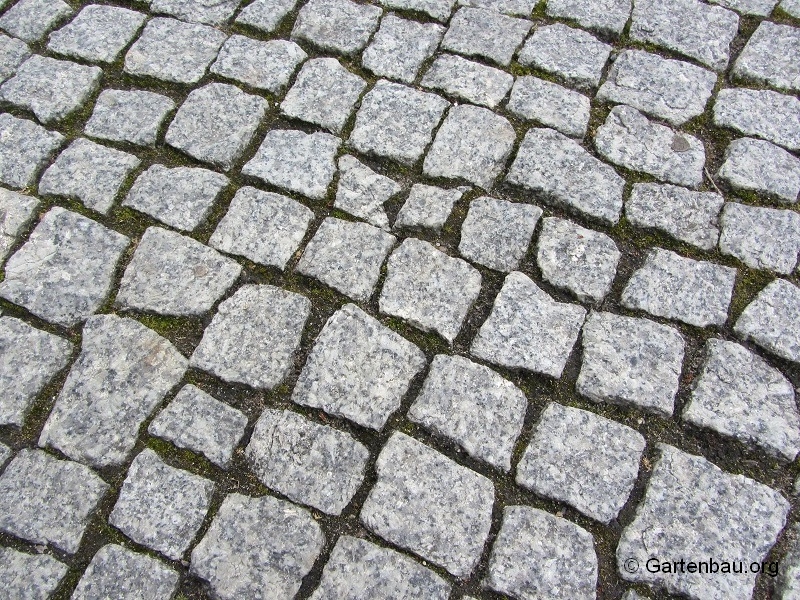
left=0, top=449, right=108, bottom=554
left=0, top=188, right=38, bottom=262
left=733, top=21, right=800, bottom=93
left=109, top=449, right=214, bottom=561
left=778, top=525, right=800, bottom=600
left=486, top=505, right=598, bottom=600
left=212, top=36, right=306, bottom=93
left=39, top=315, right=187, bottom=468
left=292, top=303, right=426, bottom=430
left=441, top=7, right=531, bottom=66
left=380, top=238, right=482, bottom=343
left=292, top=0, right=381, bottom=55
left=735, top=279, right=800, bottom=363
left=713, top=87, right=800, bottom=151
left=361, top=432, right=494, bottom=577
left=0, top=443, right=9, bottom=468
left=362, top=15, right=443, bottom=83
left=719, top=202, right=800, bottom=273
left=381, top=0, right=456, bottom=20
left=0, top=0, right=72, bottom=43
left=191, top=493, right=324, bottom=600
left=546, top=0, right=631, bottom=35
left=334, top=155, right=402, bottom=229
left=236, top=0, right=297, bottom=32
left=457, top=0, right=536, bottom=15
left=47, top=5, right=145, bottom=64
left=0, top=207, right=129, bottom=327
left=150, top=0, right=242, bottom=25
left=190, top=284, right=310, bottom=389
left=719, top=138, right=800, bottom=203
left=0, top=114, right=64, bottom=189
left=710, top=0, right=778, bottom=15
left=507, top=76, right=590, bottom=138
left=0, top=546, right=67, bottom=599
left=782, top=0, right=800, bottom=16
left=421, top=53, right=513, bottom=108
left=471, top=271, right=586, bottom=378
left=394, top=184, right=467, bottom=231
left=85, top=89, right=175, bottom=147
left=0, top=33, right=30, bottom=83
left=577, top=311, right=685, bottom=417
left=621, top=591, right=648, bottom=600
left=617, top=444, right=789, bottom=599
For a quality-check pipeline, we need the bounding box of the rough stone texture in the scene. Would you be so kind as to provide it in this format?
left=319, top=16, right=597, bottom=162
left=0, top=55, right=102, bottom=124
left=537, top=217, right=621, bottom=303
left=109, top=449, right=214, bottom=561
left=0, top=442, right=9, bottom=468
left=0, top=188, right=38, bottom=262
left=710, top=0, right=778, bottom=15
left=423, top=105, right=515, bottom=189
left=149, top=385, right=247, bottom=469
left=210, top=186, right=313, bottom=269
left=441, top=7, right=531, bottom=66
left=38, top=138, right=140, bottom=214
left=457, top=0, right=537, bottom=15
left=191, top=493, right=324, bottom=600
left=116, top=226, right=241, bottom=316
left=292, top=0, right=381, bottom=55
left=0, top=546, right=68, bottom=600
left=0, top=33, right=30, bottom=84
left=85, top=89, right=176, bottom=147
left=577, top=311, right=685, bottom=417
left=150, top=0, right=242, bottom=25
left=334, top=154, right=402, bottom=229
left=0, top=0, right=72, bottom=43
left=421, top=53, right=513, bottom=108
left=719, top=138, right=800, bottom=203
left=0, top=316, right=72, bottom=427
left=518, top=23, right=612, bottom=90
left=360, top=432, right=494, bottom=577
left=471, top=271, right=586, bottom=378
left=39, top=315, right=187, bottom=468
left=297, top=217, right=396, bottom=302
left=733, top=21, right=800, bottom=93
left=0, top=449, right=108, bottom=554
left=626, top=183, right=724, bottom=251
left=595, top=105, right=705, bottom=188
left=362, top=15, right=444, bottom=83
left=517, top=403, right=645, bottom=523
left=0, top=207, right=129, bottom=327
left=719, top=202, right=800, bottom=273
left=713, top=87, right=800, bottom=151
left=546, top=0, right=631, bottom=35
left=506, top=127, right=624, bottom=224
left=310, top=535, right=451, bottom=600
left=0, top=114, right=64, bottom=189
left=782, top=0, right=800, bottom=16
left=408, top=354, right=527, bottom=471
left=394, top=184, right=466, bottom=231
left=190, top=285, right=310, bottom=389
left=211, top=36, right=306, bottom=94
left=617, top=443, right=789, bottom=599
left=349, top=80, right=449, bottom=166
left=778, top=524, right=800, bottom=600
left=243, top=129, right=340, bottom=200
left=124, top=17, right=227, bottom=84
left=629, top=0, right=739, bottom=71
left=459, top=196, right=541, bottom=272
left=507, top=76, right=590, bottom=138
left=486, top=505, right=598, bottom=600
left=380, top=238, right=482, bottom=343
left=292, top=303, right=426, bottom=430
left=236, top=0, right=297, bottom=32
left=735, top=278, right=800, bottom=363
left=380, top=0, right=457, bottom=20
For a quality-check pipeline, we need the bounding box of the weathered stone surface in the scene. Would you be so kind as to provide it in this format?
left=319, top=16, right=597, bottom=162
left=292, top=0, right=381, bottom=54
left=441, top=7, right=531, bottom=66
left=210, top=186, right=313, bottom=269
left=735, top=279, right=800, bottom=363
left=546, top=0, right=631, bottom=35
left=236, top=0, right=297, bottom=32
left=0, top=207, right=129, bottom=327
left=0, top=33, right=30, bottom=84
left=211, top=36, right=306, bottom=93
left=733, top=21, right=800, bottom=93
left=710, top=0, right=778, bottom=15
left=85, top=89, right=175, bottom=147
left=782, top=0, right=800, bottom=17
left=39, top=315, right=187, bottom=468
left=486, top=505, right=598, bottom=600
left=394, top=184, right=466, bottom=231
left=109, top=449, right=214, bottom=561
left=719, top=202, right=800, bottom=273
left=617, top=443, right=789, bottom=599
left=507, top=76, right=590, bottom=138
left=457, top=0, right=537, bottom=15
left=380, top=0, right=456, bottom=20
left=421, top=53, right=513, bottom=108
left=0, top=0, right=72, bottom=43
left=0, top=114, right=63, bottom=189
left=190, top=285, right=310, bottom=389
left=116, top=226, right=241, bottom=316
left=292, top=303, right=426, bottom=430
left=471, top=271, right=586, bottom=378
left=47, top=4, right=145, bottom=64
left=362, top=15, right=443, bottom=83
left=713, top=87, right=800, bottom=151
left=0, top=449, right=108, bottom=554
left=150, top=0, right=241, bottom=25
left=537, top=217, right=620, bottom=303
left=0, top=546, right=67, bottom=600
left=191, top=493, right=324, bottom=600
left=0, top=443, right=9, bottom=468
left=361, top=432, right=494, bottom=577
left=334, top=155, right=402, bottom=229
left=719, top=138, right=800, bottom=203
left=778, top=524, right=800, bottom=599
left=0, top=188, right=38, bottom=262
left=380, top=238, right=481, bottom=343
left=507, top=127, right=624, bottom=224
left=595, top=105, right=705, bottom=188
left=577, top=311, right=685, bottom=417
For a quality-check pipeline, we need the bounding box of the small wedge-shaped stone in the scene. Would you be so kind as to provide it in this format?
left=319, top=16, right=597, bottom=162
left=0, top=188, right=38, bottom=262
left=150, top=0, right=241, bottom=25
left=394, top=184, right=467, bottom=231
left=421, top=53, right=514, bottom=109
left=0, top=114, right=64, bottom=189
left=507, top=76, right=590, bottom=138
left=719, top=202, right=800, bottom=273
left=211, top=37, right=306, bottom=94
left=235, top=0, right=297, bottom=32
left=732, top=21, right=800, bottom=94
left=735, top=279, right=800, bottom=364
left=713, top=88, right=800, bottom=151
left=778, top=524, right=800, bottom=600
left=380, top=0, right=456, bottom=21
left=719, top=138, right=800, bottom=203
left=334, top=155, right=402, bottom=229
left=0, top=33, right=31, bottom=84
left=0, top=546, right=68, bottom=600
left=710, top=0, right=778, bottom=15
left=458, top=0, right=537, bottom=16
left=546, top=0, right=631, bottom=36
left=441, top=7, right=531, bottom=66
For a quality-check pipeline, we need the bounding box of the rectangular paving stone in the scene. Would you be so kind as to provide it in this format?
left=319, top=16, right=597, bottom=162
left=0, top=33, right=30, bottom=83
left=334, top=155, right=402, bottom=229
left=719, top=202, right=800, bottom=273
left=546, top=0, right=631, bottom=36
left=719, top=137, right=800, bottom=203
left=210, top=36, right=306, bottom=94
left=421, top=53, right=513, bottom=109
left=150, top=0, right=242, bottom=25
left=0, top=0, right=72, bottom=43
left=710, top=0, right=779, bottom=15
left=507, top=76, right=590, bottom=138
left=441, top=7, right=531, bottom=66
left=735, top=278, right=800, bottom=364
left=0, top=114, right=64, bottom=189
left=0, top=546, right=68, bottom=600
left=380, top=0, right=456, bottom=20
left=235, top=0, right=297, bottom=32
left=292, top=0, right=381, bottom=55
left=0, top=187, right=38, bottom=262
left=362, top=15, right=444, bottom=83
left=713, top=87, right=800, bottom=151
left=85, top=89, right=176, bottom=147
left=394, top=183, right=467, bottom=231
left=733, top=21, right=800, bottom=93
left=457, top=0, right=537, bottom=15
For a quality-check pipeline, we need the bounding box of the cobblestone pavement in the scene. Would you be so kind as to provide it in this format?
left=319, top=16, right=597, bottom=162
left=1, top=0, right=800, bottom=599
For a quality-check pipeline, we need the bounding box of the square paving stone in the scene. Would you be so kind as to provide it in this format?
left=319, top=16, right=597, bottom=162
left=236, top=0, right=297, bottom=32
left=536, top=217, right=621, bottom=303
left=617, top=444, right=789, bottom=599
left=85, top=89, right=176, bottom=147
left=150, top=0, right=242, bottom=25
left=516, top=402, right=645, bottom=523
left=243, top=129, right=340, bottom=200
left=349, top=80, right=449, bottom=166
left=46, top=4, right=146, bottom=64
left=471, top=271, right=586, bottom=378
left=166, top=82, right=267, bottom=170
left=713, top=87, right=800, bottom=151
left=0, top=55, right=102, bottom=124
left=116, top=226, right=241, bottom=316
left=109, top=449, right=214, bottom=561
left=124, top=17, right=227, bottom=84
left=334, top=155, right=402, bottom=229
left=0, top=188, right=38, bottom=262
left=0, top=114, right=64, bottom=188
left=0, top=316, right=72, bottom=427
left=0, top=546, right=68, bottom=600
left=191, top=493, right=324, bottom=600
left=0, top=33, right=31, bottom=84
left=735, top=278, right=800, bottom=364
left=507, top=76, right=590, bottom=138
left=408, top=354, right=527, bottom=471
left=281, top=58, right=366, bottom=133
left=380, top=0, right=457, bottom=20
left=441, top=7, right=531, bottom=66
left=380, top=237, right=482, bottom=343
left=421, top=53, right=513, bottom=108
left=394, top=183, right=467, bottom=231
left=72, top=544, right=179, bottom=600
left=292, top=0, right=382, bottom=55
left=297, top=217, right=396, bottom=302
left=0, top=207, right=129, bottom=327
left=38, top=138, right=140, bottom=214
left=190, top=284, right=310, bottom=389
left=719, top=138, right=800, bottom=203
left=292, top=303, right=426, bottom=430
left=733, top=21, right=800, bottom=93
left=459, top=196, right=542, bottom=272
left=123, top=164, right=229, bottom=232
left=719, top=202, right=800, bottom=273
left=39, top=315, right=187, bottom=468
left=360, top=432, right=494, bottom=577
left=246, top=408, right=369, bottom=515
left=486, top=506, right=598, bottom=600
left=577, top=311, right=685, bottom=417
left=210, top=36, right=306, bottom=94
left=0, top=449, right=108, bottom=554
left=362, top=15, right=444, bottom=83
left=710, top=0, right=779, bottom=15
left=210, top=186, right=313, bottom=269
left=0, top=0, right=72, bottom=43
left=546, top=0, right=631, bottom=36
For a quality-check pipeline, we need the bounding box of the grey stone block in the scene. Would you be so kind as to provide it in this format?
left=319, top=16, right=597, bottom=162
left=719, top=138, right=800, bottom=203
left=0, top=546, right=68, bottom=600
left=380, top=0, right=456, bottom=20
left=394, top=184, right=467, bottom=231
left=211, top=36, right=306, bottom=94
left=778, top=524, right=800, bottom=600
left=236, top=0, right=297, bottom=32
left=0, top=442, right=8, bottom=469
left=735, top=278, right=800, bottom=364
left=441, top=7, right=531, bottom=66
left=710, top=0, right=778, bottom=14
left=782, top=0, right=800, bottom=16
left=421, top=53, right=513, bottom=108
left=0, top=114, right=63, bottom=189
left=507, top=76, right=590, bottom=138
left=546, top=0, right=632, bottom=35
left=457, top=0, right=537, bottom=15
left=0, top=33, right=30, bottom=84
left=719, top=202, right=800, bottom=273
left=150, top=0, right=242, bottom=25
left=0, top=188, right=38, bottom=263
left=292, top=0, right=381, bottom=55
left=85, top=89, right=176, bottom=147
left=733, top=21, right=800, bottom=93
left=0, top=0, right=72, bottom=43
left=334, top=155, right=401, bottom=229
left=713, top=87, right=800, bottom=151
left=362, top=15, right=443, bottom=83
